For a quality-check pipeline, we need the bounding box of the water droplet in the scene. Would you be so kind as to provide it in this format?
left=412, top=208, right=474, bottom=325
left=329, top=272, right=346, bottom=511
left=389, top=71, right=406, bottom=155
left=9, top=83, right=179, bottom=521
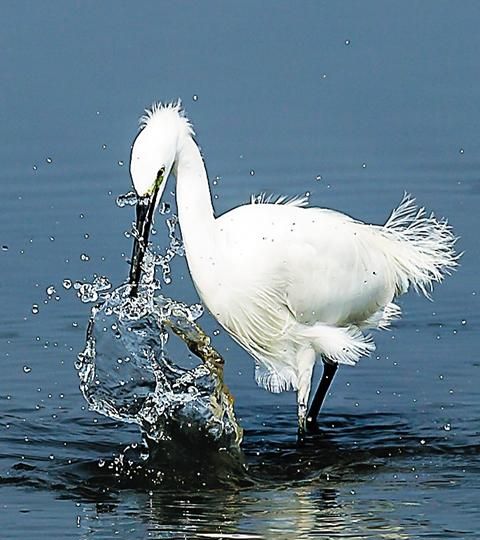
left=80, top=253, right=90, bottom=262
left=102, top=144, right=107, bottom=150
left=213, top=329, right=220, bottom=336
left=443, top=423, right=451, bottom=431
left=23, top=366, right=32, bottom=374
left=118, top=160, right=124, bottom=167
left=461, top=319, right=467, bottom=326
left=345, top=39, right=351, bottom=45
left=78, top=284, right=99, bottom=303
left=1, top=245, right=8, bottom=251
left=192, top=94, right=198, bottom=101
left=49, top=236, right=55, bottom=242
left=98, top=459, right=106, bottom=468
left=84, top=233, right=89, bottom=240
left=159, top=202, right=171, bottom=214
left=321, top=73, right=327, bottom=79
left=32, top=165, right=37, bottom=171
left=420, top=439, right=426, bottom=445
left=249, top=169, right=255, bottom=176
left=116, top=191, right=138, bottom=207
left=188, top=303, right=204, bottom=320
left=62, top=279, right=72, bottom=289
left=46, top=157, right=53, bottom=164
left=362, top=163, right=367, bottom=168
left=93, top=275, right=111, bottom=292
left=31, top=304, right=39, bottom=314
left=46, top=285, right=56, bottom=296
left=315, top=175, right=322, bottom=181
left=459, top=148, right=464, bottom=155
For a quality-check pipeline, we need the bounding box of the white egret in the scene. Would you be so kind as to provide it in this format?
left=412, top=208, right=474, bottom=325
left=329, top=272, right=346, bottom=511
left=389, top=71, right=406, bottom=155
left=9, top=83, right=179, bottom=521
left=128, top=101, right=458, bottom=432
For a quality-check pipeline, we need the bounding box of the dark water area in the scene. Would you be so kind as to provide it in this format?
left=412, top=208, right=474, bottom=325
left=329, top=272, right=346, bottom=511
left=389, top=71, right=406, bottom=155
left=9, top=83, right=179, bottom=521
left=1, top=1, right=479, bottom=538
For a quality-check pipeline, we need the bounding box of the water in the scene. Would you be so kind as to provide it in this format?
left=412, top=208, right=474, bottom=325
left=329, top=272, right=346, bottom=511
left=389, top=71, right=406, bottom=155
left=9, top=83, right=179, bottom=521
left=77, top=277, right=242, bottom=450
left=1, top=1, right=480, bottom=538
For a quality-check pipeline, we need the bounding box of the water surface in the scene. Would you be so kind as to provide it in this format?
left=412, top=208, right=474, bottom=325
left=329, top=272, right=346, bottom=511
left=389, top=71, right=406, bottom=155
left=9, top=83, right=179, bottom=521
left=1, top=1, right=479, bottom=538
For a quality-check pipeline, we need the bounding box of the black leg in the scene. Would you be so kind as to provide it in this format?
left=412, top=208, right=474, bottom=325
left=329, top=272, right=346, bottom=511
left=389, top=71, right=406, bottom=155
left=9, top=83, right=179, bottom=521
left=305, top=361, right=338, bottom=431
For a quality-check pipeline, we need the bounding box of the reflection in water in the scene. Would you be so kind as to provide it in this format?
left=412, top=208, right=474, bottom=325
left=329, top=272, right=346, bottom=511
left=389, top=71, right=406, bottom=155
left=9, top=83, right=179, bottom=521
left=3, top=401, right=476, bottom=539
left=59, top=410, right=450, bottom=538
left=72, top=479, right=412, bottom=540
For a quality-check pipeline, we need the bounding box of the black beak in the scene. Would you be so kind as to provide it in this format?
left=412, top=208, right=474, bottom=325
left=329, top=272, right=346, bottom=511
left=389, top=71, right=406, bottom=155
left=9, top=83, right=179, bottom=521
left=128, top=188, right=159, bottom=296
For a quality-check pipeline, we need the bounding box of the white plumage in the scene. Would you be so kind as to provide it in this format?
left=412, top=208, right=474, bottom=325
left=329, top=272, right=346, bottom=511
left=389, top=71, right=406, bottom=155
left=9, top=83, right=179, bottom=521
left=128, top=102, right=458, bottom=429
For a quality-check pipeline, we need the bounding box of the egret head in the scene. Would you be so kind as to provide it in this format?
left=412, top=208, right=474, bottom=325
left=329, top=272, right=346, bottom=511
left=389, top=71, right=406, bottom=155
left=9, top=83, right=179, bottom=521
left=128, top=101, right=194, bottom=294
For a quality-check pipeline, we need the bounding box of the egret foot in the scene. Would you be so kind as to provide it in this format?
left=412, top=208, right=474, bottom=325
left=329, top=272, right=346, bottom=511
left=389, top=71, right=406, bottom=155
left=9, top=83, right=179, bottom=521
left=297, top=411, right=321, bottom=443
left=297, top=415, right=321, bottom=444
left=304, top=414, right=320, bottom=433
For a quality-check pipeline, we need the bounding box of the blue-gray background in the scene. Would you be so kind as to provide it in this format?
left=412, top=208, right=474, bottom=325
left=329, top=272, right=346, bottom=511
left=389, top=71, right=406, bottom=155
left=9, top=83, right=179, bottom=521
left=1, top=1, right=479, bottom=538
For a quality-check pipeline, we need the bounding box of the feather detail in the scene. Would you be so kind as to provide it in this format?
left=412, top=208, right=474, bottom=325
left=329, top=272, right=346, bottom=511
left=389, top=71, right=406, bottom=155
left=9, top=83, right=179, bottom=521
left=222, top=282, right=293, bottom=365
left=251, top=193, right=310, bottom=207
left=378, top=193, right=460, bottom=298
left=254, top=363, right=298, bottom=393
left=298, top=323, right=376, bottom=366
left=361, top=302, right=402, bottom=330
left=139, top=100, right=195, bottom=137
left=216, top=280, right=302, bottom=392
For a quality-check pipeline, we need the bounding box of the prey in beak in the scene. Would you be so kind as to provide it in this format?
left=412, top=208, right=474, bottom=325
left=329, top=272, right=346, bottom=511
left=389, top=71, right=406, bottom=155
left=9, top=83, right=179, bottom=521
left=128, top=167, right=165, bottom=296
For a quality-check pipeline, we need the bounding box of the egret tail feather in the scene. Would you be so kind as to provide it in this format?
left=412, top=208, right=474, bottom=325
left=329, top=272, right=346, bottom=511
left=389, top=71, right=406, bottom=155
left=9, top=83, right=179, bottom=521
left=380, top=194, right=459, bottom=297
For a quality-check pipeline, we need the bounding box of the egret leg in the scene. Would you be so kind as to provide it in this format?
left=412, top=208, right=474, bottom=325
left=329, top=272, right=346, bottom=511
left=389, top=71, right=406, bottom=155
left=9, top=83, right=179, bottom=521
left=305, top=360, right=338, bottom=432
left=296, top=347, right=316, bottom=431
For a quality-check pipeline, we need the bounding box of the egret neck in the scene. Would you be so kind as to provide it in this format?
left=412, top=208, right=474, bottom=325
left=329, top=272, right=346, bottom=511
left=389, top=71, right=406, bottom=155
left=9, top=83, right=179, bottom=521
left=174, top=136, right=217, bottom=297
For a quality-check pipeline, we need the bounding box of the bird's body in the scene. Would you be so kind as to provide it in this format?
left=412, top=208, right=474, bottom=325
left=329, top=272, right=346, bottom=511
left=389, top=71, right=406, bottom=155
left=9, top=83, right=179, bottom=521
left=129, top=102, right=458, bottom=430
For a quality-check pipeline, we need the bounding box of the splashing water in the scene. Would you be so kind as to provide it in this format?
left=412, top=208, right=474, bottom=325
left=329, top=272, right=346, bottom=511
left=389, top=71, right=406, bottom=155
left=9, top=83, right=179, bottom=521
left=74, top=201, right=243, bottom=455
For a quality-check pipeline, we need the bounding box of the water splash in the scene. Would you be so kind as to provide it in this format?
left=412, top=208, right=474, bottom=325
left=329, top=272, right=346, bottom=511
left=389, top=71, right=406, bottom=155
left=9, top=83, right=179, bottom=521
left=74, top=205, right=243, bottom=454
left=116, top=191, right=138, bottom=207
